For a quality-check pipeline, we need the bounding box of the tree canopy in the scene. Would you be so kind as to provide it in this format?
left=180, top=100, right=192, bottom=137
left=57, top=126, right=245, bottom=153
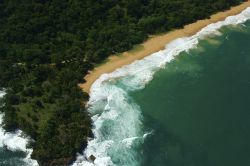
left=0, top=0, right=245, bottom=165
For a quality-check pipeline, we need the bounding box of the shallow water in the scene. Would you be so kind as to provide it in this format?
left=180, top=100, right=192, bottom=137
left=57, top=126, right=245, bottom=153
left=74, top=8, right=250, bottom=166
left=0, top=92, right=38, bottom=166
left=133, top=21, right=250, bottom=166
left=1, top=8, right=250, bottom=166
left=0, top=92, right=25, bottom=166
left=0, top=148, right=27, bottom=166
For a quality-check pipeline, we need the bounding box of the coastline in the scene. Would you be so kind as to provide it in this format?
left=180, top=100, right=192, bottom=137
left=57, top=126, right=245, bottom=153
left=0, top=91, right=38, bottom=166
left=79, top=0, right=250, bottom=93
left=75, top=4, right=250, bottom=165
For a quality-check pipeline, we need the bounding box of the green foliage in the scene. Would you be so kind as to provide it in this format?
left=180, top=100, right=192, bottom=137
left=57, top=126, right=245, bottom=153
left=0, top=0, right=245, bottom=165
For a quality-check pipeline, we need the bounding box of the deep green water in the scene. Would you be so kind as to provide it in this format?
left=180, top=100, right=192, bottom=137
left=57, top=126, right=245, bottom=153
left=132, top=21, right=250, bottom=166
left=0, top=148, right=27, bottom=166
left=1, top=15, right=250, bottom=166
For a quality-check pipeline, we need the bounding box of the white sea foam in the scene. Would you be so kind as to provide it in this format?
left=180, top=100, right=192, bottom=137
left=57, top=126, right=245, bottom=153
left=73, top=7, right=250, bottom=166
left=0, top=91, right=38, bottom=166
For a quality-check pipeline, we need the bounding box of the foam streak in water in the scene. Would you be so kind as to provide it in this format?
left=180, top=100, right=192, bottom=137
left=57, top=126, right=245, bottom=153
left=73, top=8, right=250, bottom=166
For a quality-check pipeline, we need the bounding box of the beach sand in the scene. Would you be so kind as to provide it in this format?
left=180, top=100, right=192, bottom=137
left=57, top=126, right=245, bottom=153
left=79, top=1, right=250, bottom=93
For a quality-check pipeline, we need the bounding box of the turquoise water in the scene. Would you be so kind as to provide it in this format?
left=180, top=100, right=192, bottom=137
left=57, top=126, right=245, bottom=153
left=76, top=9, right=250, bottom=166
left=1, top=10, right=250, bottom=166
left=132, top=21, right=250, bottom=166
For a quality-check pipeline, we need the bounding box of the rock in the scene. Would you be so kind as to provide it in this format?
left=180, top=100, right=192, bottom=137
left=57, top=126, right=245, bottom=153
left=89, top=155, right=96, bottom=162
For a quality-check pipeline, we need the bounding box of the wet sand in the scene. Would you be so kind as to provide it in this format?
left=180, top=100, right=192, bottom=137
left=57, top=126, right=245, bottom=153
left=79, top=1, right=250, bottom=93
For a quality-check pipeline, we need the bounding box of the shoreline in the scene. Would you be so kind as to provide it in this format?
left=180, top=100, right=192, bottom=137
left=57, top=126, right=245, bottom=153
left=79, top=1, right=250, bottom=93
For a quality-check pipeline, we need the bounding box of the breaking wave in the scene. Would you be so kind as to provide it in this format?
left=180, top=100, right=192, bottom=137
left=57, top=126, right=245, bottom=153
left=0, top=91, right=38, bottom=166
left=73, top=7, right=250, bottom=166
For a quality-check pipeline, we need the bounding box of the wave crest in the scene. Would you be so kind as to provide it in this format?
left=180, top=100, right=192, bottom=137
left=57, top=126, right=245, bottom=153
left=0, top=91, right=38, bottom=166
left=75, top=7, right=250, bottom=166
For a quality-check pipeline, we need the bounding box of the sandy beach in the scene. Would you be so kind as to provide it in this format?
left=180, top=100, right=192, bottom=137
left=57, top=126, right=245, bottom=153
left=79, top=1, right=250, bottom=93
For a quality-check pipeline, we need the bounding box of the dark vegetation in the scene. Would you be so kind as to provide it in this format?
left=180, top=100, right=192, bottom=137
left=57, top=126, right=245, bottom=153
left=0, top=0, right=245, bottom=165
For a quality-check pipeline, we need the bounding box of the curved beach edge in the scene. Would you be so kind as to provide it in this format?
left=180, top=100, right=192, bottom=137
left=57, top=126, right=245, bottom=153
left=79, top=0, right=250, bottom=94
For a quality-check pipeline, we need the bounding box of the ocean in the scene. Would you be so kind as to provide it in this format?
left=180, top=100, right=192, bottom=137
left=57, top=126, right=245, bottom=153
left=74, top=7, right=250, bottom=166
left=134, top=21, right=250, bottom=166
left=0, top=92, right=38, bottom=166
left=1, top=7, right=250, bottom=166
